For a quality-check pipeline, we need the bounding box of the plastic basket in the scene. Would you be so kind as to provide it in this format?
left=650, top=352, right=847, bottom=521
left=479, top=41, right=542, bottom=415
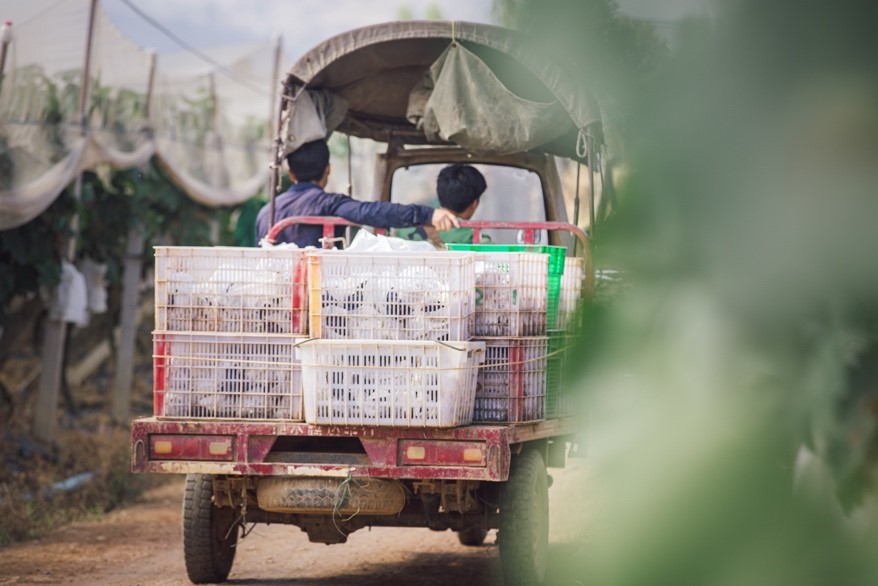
left=155, top=246, right=308, bottom=335
left=153, top=332, right=304, bottom=420
left=446, top=244, right=566, bottom=275
left=559, top=257, right=585, bottom=330
left=475, top=337, right=548, bottom=423
left=298, top=340, right=485, bottom=427
left=308, top=251, right=475, bottom=341
left=469, top=252, right=548, bottom=336
left=447, top=244, right=565, bottom=328
left=546, top=330, right=578, bottom=418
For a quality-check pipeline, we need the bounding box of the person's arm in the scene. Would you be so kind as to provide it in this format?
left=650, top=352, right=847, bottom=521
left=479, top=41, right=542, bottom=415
left=327, top=194, right=459, bottom=230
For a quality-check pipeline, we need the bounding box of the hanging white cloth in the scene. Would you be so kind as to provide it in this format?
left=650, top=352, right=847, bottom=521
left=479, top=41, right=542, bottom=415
left=49, top=260, right=89, bottom=327
left=81, top=257, right=108, bottom=314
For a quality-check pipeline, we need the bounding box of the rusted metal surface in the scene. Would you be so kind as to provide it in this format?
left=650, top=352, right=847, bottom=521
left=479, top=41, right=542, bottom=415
left=131, top=417, right=576, bottom=481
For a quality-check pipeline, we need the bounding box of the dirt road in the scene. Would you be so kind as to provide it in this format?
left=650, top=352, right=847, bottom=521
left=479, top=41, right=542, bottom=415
left=0, top=462, right=589, bottom=586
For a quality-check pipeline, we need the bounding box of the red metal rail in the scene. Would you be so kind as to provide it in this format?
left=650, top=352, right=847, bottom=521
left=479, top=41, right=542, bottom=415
left=264, top=216, right=593, bottom=295
left=264, top=216, right=382, bottom=248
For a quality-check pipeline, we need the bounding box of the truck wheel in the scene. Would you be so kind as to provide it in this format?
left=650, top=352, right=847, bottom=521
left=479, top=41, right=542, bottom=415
left=457, top=527, right=488, bottom=546
left=498, top=450, right=549, bottom=586
left=183, top=474, right=238, bottom=584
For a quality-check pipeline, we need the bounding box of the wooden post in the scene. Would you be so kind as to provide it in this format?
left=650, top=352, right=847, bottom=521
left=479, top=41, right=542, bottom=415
left=34, top=0, right=98, bottom=443
left=0, top=21, right=12, bottom=94
left=111, top=50, right=155, bottom=423
left=267, top=36, right=284, bottom=228
left=111, top=225, right=144, bottom=422
left=267, top=34, right=282, bottom=194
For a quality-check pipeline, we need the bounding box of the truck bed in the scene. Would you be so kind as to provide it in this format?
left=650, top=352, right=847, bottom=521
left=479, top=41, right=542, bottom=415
left=131, top=416, right=578, bottom=481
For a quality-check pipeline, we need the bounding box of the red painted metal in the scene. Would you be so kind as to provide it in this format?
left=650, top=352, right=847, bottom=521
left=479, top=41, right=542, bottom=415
left=265, top=216, right=386, bottom=247
left=291, top=256, right=307, bottom=332
left=459, top=220, right=589, bottom=249
left=152, top=334, right=166, bottom=416
left=131, top=418, right=575, bottom=481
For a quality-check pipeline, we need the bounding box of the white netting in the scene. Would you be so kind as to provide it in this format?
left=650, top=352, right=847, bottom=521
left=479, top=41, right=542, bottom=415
left=151, top=42, right=274, bottom=207
left=0, top=0, right=276, bottom=230
left=0, top=0, right=91, bottom=228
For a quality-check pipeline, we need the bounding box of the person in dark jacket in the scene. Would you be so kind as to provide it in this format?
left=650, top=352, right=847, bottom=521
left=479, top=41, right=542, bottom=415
left=255, top=139, right=459, bottom=247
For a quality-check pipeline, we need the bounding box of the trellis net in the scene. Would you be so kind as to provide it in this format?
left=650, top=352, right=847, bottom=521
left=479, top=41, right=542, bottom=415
left=0, top=0, right=276, bottom=230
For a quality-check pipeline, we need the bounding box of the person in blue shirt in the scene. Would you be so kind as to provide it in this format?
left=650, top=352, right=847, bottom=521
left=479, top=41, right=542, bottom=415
left=255, top=139, right=460, bottom=247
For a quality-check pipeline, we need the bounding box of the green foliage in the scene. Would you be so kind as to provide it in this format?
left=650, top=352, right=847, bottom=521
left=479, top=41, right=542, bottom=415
left=547, top=0, right=878, bottom=584
left=492, top=0, right=667, bottom=149
left=425, top=2, right=444, bottom=20
left=0, top=192, right=75, bottom=325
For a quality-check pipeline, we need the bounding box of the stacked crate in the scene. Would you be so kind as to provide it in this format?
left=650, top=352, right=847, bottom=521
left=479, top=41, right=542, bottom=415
left=153, top=246, right=309, bottom=420
left=301, top=251, right=484, bottom=427
left=547, top=257, right=585, bottom=418
left=558, top=256, right=584, bottom=331
left=448, top=244, right=571, bottom=423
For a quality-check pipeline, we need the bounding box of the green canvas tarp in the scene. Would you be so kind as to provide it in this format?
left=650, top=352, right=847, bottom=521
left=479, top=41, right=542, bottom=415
left=407, top=42, right=571, bottom=156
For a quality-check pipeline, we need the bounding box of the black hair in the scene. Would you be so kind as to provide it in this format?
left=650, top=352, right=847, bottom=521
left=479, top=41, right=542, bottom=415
left=436, top=164, right=486, bottom=213
left=286, top=139, right=330, bottom=183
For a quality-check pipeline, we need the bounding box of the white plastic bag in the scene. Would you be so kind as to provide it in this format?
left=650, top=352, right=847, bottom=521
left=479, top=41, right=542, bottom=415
left=348, top=230, right=435, bottom=253
left=49, top=260, right=89, bottom=326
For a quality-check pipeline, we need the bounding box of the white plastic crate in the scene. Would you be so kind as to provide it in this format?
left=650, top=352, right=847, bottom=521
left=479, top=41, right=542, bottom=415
left=472, top=252, right=548, bottom=336
left=308, top=251, right=475, bottom=341
left=298, top=340, right=485, bottom=427
left=475, top=337, right=548, bottom=423
left=154, top=332, right=304, bottom=420
left=155, top=246, right=309, bottom=335
left=558, top=257, right=585, bottom=330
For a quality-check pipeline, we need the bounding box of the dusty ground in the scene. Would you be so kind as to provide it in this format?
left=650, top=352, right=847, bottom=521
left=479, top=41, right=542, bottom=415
left=0, top=461, right=590, bottom=586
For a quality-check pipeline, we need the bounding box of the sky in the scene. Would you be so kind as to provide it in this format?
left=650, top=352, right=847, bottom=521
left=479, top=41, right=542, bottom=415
left=100, top=0, right=495, bottom=63
left=100, top=0, right=711, bottom=65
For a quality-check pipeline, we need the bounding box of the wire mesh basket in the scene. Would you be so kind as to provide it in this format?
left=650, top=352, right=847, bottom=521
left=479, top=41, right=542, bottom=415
left=475, top=337, right=549, bottom=423
left=471, top=252, right=548, bottom=336
left=307, top=251, right=475, bottom=341
left=547, top=330, right=582, bottom=418
left=298, top=340, right=485, bottom=427
left=155, top=246, right=309, bottom=335
left=559, top=257, right=585, bottom=331
left=153, top=332, right=304, bottom=420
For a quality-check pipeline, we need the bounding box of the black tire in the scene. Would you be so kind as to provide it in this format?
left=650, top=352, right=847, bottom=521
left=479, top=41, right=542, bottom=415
left=182, top=474, right=238, bottom=584
left=457, top=527, right=489, bottom=546
left=498, top=450, right=549, bottom=586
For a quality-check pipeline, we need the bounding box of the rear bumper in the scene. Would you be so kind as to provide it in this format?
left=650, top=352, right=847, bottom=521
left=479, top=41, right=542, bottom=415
left=131, top=417, right=575, bottom=482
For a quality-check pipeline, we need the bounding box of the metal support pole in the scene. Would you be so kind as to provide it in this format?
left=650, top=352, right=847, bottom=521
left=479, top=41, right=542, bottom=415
left=346, top=134, right=353, bottom=196
left=586, top=133, right=596, bottom=238
left=34, top=0, right=98, bottom=443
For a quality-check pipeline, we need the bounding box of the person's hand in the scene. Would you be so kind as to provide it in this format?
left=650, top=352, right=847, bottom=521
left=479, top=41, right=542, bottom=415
left=430, top=207, right=460, bottom=231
